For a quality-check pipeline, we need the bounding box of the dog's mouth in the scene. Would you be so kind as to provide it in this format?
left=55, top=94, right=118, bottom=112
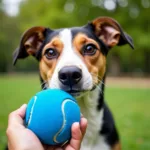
left=66, top=90, right=82, bottom=97
left=65, top=88, right=92, bottom=98
left=68, top=85, right=97, bottom=97
left=59, top=84, right=96, bottom=97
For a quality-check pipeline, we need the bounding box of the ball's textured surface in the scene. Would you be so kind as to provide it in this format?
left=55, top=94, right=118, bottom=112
left=25, top=89, right=80, bottom=145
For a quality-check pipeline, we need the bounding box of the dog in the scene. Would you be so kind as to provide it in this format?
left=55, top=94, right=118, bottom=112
left=11, top=16, right=134, bottom=150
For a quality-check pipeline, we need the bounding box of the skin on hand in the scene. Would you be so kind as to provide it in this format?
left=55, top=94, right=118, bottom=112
left=6, top=104, right=87, bottom=150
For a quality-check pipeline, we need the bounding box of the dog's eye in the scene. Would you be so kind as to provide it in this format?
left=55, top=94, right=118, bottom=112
left=83, top=44, right=97, bottom=56
left=45, top=48, right=58, bottom=59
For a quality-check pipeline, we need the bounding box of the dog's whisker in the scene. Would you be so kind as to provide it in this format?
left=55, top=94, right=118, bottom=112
left=92, top=77, right=104, bottom=85
left=90, top=73, right=104, bottom=82
left=40, top=80, right=48, bottom=87
left=90, top=73, right=104, bottom=80
left=42, top=84, right=48, bottom=90
left=92, top=76, right=106, bottom=87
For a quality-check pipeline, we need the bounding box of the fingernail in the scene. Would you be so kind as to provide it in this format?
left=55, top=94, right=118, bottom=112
left=74, top=122, right=79, bottom=127
left=20, top=104, right=27, bottom=109
left=82, top=118, right=88, bottom=123
left=81, top=113, right=83, bottom=117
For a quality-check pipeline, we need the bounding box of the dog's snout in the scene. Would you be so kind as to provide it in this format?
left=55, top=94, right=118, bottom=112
left=58, top=66, right=82, bottom=86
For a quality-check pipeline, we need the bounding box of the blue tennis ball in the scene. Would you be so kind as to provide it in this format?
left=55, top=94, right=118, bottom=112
left=25, top=89, right=80, bottom=145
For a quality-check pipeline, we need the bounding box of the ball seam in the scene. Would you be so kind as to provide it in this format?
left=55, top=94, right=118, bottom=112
left=53, top=99, right=76, bottom=143
left=27, top=96, right=37, bottom=127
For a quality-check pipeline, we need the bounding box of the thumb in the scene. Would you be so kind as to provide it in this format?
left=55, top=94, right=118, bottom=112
left=16, top=104, right=27, bottom=118
left=8, top=104, right=27, bottom=126
left=65, top=122, right=82, bottom=150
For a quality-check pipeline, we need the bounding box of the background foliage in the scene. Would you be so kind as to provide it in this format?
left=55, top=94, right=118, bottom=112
left=0, top=0, right=149, bottom=75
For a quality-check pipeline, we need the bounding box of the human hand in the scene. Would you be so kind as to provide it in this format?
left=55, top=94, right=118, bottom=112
left=6, top=104, right=87, bottom=150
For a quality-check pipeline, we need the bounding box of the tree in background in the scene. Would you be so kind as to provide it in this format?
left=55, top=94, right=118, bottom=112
left=0, top=0, right=21, bottom=72
left=0, top=0, right=149, bottom=75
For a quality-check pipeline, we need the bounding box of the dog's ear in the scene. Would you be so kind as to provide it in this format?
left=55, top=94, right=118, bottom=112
left=13, top=26, right=48, bottom=65
left=90, top=17, right=134, bottom=50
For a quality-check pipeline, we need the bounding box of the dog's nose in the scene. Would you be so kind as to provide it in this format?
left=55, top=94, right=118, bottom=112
left=58, top=66, right=82, bottom=86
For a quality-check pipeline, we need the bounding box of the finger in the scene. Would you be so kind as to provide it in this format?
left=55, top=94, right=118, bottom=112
left=65, top=122, right=82, bottom=150
left=8, top=104, right=27, bottom=126
left=7, top=141, right=12, bottom=150
left=16, top=104, right=27, bottom=118
left=80, top=118, right=87, bottom=137
left=80, top=113, right=83, bottom=118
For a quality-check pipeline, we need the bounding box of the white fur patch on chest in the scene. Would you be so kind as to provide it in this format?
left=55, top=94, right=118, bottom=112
left=92, top=136, right=111, bottom=150
left=77, top=86, right=110, bottom=150
left=80, top=108, right=110, bottom=150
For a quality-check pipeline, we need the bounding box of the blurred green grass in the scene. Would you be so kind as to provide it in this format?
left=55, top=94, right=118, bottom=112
left=0, top=74, right=150, bottom=150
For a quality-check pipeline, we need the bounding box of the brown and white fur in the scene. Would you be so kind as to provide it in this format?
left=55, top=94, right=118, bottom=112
left=12, top=17, right=134, bottom=150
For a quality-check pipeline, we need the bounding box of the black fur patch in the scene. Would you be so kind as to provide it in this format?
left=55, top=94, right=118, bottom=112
left=100, top=103, right=119, bottom=146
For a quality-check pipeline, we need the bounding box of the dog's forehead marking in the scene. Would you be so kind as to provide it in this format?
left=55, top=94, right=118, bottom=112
left=59, top=28, right=72, bottom=41
left=58, top=28, right=72, bottom=49
left=56, top=28, right=81, bottom=68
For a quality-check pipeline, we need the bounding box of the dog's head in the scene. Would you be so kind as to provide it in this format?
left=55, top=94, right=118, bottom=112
left=13, top=17, right=134, bottom=97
